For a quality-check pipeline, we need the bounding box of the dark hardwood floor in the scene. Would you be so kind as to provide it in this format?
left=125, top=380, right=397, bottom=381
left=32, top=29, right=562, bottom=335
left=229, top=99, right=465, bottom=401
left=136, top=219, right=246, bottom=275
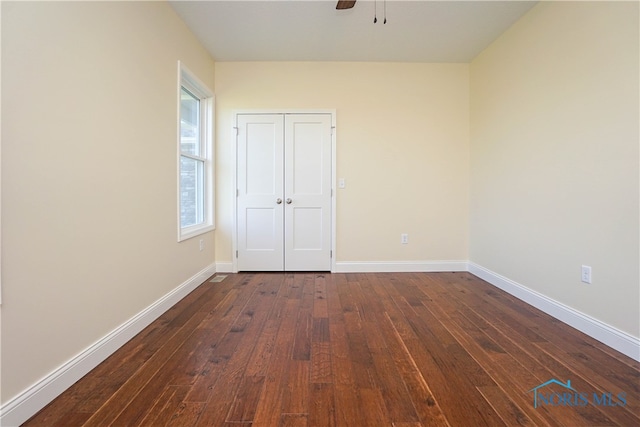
left=23, top=272, right=640, bottom=426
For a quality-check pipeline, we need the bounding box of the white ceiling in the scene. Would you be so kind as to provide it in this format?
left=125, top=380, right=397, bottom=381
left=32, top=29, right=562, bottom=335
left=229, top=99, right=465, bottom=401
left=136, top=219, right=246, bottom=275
left=169, top=0, right=538, bottom=63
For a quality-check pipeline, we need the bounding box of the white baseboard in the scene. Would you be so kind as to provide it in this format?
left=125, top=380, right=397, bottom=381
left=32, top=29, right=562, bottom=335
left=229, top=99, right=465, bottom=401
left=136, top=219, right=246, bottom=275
left=333, top=260, right=468, bottom=273
left=0, top=263, right=216, bottom=427
left=215, top=261, right=235, bottom=273
left=468, top=262, right=640, bottom=362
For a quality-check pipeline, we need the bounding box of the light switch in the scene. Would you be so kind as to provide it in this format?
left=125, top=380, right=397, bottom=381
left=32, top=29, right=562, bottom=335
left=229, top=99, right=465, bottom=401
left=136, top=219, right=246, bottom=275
left=338, top=178, right=346, bottom=189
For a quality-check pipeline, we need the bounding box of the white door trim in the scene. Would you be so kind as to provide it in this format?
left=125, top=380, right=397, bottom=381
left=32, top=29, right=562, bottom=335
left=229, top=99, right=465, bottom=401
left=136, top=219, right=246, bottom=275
left=231, top=110, right=337, bottom=273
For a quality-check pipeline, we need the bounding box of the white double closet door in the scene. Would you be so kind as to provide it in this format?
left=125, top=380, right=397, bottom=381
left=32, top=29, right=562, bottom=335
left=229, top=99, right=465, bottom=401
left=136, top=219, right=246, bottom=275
left=236, top=113, right=332, bottom=271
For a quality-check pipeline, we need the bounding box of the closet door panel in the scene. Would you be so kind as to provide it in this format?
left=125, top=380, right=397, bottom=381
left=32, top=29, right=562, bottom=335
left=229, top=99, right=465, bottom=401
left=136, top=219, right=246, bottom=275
left=236, top=114, right=284, bottom=271
left=284, top=114, right=332, bottom=271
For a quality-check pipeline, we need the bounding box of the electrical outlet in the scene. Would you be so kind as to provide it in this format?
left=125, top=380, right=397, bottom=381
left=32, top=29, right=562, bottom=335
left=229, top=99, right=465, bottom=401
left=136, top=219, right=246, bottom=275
left=401, top=234, right=408, bottom=244
left=581, top=265, right=592, bottom=284
left=199, top=239, right=204, bottom=251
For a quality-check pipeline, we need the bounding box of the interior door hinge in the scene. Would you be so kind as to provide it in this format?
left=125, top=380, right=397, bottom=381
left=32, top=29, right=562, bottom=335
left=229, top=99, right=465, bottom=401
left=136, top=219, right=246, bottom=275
left=237, top=189, right=239, bottom=197
left=236, top=250, right=238, bottom=258
left=330, top=250, right=333, bottom=258
left=331, top=126, right=335, bottom=136
left=233, top=126, right=239, bottom=137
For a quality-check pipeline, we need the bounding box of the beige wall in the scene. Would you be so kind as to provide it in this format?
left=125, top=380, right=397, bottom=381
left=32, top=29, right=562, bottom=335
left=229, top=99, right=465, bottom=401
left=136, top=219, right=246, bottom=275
left=215, top=62, right=470, bottom=264
left=1, top=1, right=215, bottom=402
left=470, top=1, right=639, bottom=337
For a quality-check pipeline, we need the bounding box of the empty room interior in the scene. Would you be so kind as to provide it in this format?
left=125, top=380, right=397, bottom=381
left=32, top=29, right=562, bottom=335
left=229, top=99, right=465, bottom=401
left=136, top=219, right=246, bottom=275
left=1, top=1, right=639, bottom=426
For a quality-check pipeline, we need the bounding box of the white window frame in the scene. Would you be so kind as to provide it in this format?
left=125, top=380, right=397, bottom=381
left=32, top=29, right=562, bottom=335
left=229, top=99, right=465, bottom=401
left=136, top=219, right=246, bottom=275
left=178, top=62, right=214, bottom=241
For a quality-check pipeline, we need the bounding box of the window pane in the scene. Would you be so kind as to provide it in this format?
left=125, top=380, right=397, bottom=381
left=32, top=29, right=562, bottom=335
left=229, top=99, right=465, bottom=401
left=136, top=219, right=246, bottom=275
left=180, top=87, right=200, bottom=156
left=180, top=156, right=204, bottom=228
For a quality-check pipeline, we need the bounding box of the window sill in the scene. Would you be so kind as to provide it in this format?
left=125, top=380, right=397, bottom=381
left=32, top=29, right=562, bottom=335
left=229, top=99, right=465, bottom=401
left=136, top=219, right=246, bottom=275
left=178, top=224, right=215, bottom=242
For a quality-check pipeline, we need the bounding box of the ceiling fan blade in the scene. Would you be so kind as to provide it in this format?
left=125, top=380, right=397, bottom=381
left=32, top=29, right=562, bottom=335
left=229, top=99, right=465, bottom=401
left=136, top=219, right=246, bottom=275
left=336, top=1, right=356, bottom=10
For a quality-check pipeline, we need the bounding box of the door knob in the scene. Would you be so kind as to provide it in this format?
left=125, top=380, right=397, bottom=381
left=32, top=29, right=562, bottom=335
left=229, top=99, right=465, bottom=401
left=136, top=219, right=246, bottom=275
left=276, top=198, right=283, bottom=204
left=286, top=198, right=292, bottom=204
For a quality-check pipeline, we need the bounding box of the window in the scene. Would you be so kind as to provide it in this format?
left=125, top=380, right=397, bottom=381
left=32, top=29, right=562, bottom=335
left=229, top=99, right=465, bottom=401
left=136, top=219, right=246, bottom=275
left=178, top=63, right=214, bottom=241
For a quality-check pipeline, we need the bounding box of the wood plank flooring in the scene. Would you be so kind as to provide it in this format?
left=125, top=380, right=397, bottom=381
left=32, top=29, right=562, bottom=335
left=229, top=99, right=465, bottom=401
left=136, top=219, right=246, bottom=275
left=22, top=272, right=640, bottom=426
